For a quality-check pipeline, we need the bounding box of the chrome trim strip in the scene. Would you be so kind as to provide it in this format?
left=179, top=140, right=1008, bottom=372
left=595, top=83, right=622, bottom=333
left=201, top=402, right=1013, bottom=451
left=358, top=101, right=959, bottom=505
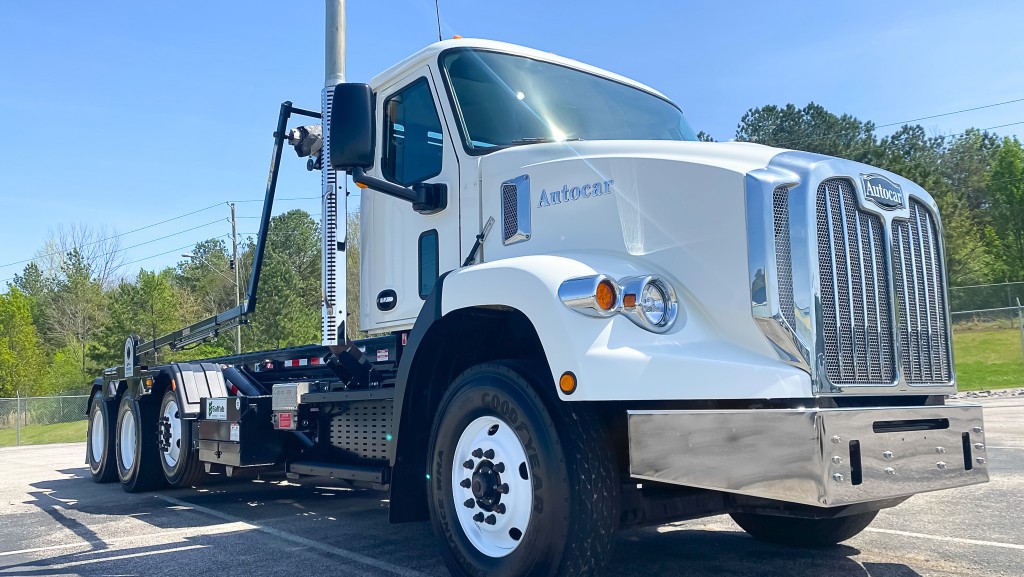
left=745, top=170, right=810, bottom=372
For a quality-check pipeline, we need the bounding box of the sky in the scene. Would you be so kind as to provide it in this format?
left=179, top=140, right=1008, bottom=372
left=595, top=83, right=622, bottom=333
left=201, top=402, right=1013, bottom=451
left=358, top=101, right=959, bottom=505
left=2, top=1, right=1024, bottom=284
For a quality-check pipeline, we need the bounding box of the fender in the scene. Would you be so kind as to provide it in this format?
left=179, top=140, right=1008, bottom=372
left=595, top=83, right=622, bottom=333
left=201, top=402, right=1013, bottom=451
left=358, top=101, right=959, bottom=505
left=440, top=253, right=812, bottom=402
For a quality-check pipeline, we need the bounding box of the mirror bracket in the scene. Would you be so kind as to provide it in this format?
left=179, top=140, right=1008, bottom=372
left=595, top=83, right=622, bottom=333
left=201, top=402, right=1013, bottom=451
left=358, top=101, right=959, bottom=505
left=351, top=167, right=447, bottom=215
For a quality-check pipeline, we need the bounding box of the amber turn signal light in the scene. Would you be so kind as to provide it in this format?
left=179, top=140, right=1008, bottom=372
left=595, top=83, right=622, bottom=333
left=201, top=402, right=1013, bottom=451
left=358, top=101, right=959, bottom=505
left=559, top=371, right=577, bottom=395
left=595, top=280, right=617, bottom=311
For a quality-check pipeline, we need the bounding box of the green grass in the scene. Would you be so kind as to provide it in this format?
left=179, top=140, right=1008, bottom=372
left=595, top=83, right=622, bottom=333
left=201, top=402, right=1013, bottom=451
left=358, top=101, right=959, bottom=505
left=0, top=420, right=87, bottom=447
left=954, top=328, right=1024, bottom=390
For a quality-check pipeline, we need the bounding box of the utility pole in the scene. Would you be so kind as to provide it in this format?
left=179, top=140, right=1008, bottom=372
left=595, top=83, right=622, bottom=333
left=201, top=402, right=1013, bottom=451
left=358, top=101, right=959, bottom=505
left=230, top=203, right=242, bottom=354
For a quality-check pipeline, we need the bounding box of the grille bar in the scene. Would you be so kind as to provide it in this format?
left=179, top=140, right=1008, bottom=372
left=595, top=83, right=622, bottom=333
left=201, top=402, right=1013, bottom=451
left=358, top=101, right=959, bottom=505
left=892, top=200, right=951, bottom=384
left=816, top=179, right=896, bottom=385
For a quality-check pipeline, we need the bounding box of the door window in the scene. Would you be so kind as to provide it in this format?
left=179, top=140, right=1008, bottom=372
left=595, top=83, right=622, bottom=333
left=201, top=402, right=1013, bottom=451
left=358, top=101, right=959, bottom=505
left=383, top=78, right=444, bottom=186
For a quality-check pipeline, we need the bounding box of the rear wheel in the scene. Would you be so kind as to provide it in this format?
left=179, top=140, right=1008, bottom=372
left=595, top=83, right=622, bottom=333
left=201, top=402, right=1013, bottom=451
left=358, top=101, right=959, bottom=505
left=115, top=395, right=165, bottom=493
left=427, top=362, right=618, bottom=577
left=729, top=510, right=878, bottom=547
left=86, top=396, right=117, bottom=483
left=157, top=389, right=204, bottom=487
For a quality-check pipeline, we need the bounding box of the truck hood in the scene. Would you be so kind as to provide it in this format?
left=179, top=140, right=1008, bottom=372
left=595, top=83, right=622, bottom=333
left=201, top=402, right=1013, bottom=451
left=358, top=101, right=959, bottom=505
left=474, top=139, right=787, bottom=357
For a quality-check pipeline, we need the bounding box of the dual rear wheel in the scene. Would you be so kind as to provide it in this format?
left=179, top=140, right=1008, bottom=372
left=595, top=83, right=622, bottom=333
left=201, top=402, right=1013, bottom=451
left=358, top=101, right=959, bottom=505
left=88, top=388, right=203, bottom=490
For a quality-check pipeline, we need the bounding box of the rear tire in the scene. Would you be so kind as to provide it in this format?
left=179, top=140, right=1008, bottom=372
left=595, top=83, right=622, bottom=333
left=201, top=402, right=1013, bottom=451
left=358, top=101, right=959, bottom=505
left=115, top=395, right=165, bottom=493
left=86, top=396, right=117, bottom=483
left=157, top=389, right=204, bottom=487
left=729, top=510, right=878, bottom=547
left=427, top=361, right=618, bottom=577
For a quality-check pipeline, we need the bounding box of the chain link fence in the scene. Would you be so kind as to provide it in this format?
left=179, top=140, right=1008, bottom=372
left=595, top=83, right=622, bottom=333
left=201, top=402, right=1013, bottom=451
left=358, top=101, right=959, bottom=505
left=0, top=395, right=90, bottom=447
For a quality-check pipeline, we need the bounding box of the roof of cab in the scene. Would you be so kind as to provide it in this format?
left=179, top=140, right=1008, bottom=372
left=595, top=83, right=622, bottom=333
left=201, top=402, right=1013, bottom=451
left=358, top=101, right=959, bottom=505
left=367, top=38, right=670, bottom=101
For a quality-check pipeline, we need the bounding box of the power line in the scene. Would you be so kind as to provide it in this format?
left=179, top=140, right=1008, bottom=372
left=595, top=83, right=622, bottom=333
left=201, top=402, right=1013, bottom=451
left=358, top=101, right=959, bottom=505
left=876, top=97, right=1024, bottom=129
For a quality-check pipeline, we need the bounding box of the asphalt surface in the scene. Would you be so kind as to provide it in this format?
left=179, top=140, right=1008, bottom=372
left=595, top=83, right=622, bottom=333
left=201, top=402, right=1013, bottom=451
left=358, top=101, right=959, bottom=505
left=1, top=397, right=1021, bottom=577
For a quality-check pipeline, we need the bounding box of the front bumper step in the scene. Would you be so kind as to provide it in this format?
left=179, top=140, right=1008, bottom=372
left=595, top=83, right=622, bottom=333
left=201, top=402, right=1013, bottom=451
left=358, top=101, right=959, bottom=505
left=627, top=404, right=988, bottom=507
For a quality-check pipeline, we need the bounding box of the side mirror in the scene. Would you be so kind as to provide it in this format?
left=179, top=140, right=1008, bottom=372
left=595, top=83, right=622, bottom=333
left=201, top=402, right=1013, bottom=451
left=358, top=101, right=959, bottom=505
left=329, top=83, right=375, bottom=171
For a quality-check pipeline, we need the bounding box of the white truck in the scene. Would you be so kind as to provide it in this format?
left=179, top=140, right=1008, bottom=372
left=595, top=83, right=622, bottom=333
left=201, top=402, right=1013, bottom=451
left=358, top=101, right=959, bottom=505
left=85, top=3, right=989, bottom=576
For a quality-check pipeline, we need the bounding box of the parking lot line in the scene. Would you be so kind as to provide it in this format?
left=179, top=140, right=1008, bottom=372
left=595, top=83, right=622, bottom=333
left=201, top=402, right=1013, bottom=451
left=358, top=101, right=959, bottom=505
left=866, top=528, right=1024, bottom=550
left=0, top=522, right=251, bottom=558
left=154, top=494, right=429, bottom=577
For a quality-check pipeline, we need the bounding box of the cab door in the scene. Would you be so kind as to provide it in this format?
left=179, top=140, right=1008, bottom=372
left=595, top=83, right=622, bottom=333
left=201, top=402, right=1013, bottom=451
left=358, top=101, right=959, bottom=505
left=360, top=66, right=461, bottom=333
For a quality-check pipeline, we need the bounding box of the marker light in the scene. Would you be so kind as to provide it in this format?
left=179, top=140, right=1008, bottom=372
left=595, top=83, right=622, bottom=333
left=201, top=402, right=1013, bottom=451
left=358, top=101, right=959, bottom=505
left=559, top=372, right=578, bottom=395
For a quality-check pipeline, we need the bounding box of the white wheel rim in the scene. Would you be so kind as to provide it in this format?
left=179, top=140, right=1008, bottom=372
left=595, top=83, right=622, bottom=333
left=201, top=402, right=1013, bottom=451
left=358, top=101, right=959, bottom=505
left=90, top=409, right=105, bottom=464
left=451, top=415, right=533, bottom=558
left=161, top=398, right=182, bottom=468
left=119, top=409, right=137, bottom=471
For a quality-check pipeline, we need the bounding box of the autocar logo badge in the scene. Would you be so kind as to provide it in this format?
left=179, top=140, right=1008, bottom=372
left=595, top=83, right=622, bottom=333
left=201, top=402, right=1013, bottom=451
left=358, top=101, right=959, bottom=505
left=860, top=173, right=904, bottom=210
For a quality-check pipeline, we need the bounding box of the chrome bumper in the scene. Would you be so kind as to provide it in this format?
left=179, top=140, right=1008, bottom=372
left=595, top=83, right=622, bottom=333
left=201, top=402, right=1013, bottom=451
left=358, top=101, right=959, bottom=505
left=628, top=405, right=988, bottom=507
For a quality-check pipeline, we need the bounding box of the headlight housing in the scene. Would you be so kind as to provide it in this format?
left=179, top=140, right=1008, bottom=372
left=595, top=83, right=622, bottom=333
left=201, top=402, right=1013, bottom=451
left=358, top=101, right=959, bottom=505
left=558, top=274, right=679, bottom=333
left=619, top=275, right=678, bottom=333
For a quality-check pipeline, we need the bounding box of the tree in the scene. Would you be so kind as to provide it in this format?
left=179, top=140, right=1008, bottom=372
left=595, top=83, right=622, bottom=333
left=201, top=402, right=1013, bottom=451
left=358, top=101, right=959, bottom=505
left=99, top=269, right=190, bottom=367
left=875, top=124, right=945, bottom=193
left=35, top=223, right=125, bottom=288
left=941, top=129, right=1002, bottom=213
left=735, top=102, right=878, bottom=162
left=246, top=210, right=322, bottom=350
left=0, top=288, right=47, bottom=397
left=43, top=249, right=108, bottom=373
left=988, top=138, right=1024, bottom=279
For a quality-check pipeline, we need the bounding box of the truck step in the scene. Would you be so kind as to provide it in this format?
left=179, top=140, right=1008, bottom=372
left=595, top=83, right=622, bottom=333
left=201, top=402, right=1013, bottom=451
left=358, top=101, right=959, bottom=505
left=287, top=461, right=390, bottom=484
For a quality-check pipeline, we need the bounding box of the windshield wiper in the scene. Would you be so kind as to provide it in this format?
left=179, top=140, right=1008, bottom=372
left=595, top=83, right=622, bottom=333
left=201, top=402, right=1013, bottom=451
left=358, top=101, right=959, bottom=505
left=510, top=137, right=584, bottom=144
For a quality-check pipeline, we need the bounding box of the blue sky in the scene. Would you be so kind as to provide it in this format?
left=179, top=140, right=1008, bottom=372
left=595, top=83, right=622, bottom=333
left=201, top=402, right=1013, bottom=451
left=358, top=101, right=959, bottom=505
left=2, top=1, right=1023, bottom=283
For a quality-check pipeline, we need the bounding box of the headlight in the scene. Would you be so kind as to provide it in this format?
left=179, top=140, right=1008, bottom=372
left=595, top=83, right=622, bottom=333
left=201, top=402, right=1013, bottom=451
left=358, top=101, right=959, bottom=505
left=620, top=276, right=678, bottom=333
left=558, top=274, right=679, bottom=333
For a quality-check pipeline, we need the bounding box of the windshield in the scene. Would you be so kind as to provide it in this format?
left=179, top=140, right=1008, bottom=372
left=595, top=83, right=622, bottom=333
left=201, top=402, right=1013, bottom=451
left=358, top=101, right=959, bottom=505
left=441, top=49, right=697, bottom=153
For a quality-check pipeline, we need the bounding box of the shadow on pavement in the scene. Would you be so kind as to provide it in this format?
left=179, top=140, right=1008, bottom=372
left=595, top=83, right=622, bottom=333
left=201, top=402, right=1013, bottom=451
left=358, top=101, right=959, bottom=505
left=9, top=465, right=925, bottom=577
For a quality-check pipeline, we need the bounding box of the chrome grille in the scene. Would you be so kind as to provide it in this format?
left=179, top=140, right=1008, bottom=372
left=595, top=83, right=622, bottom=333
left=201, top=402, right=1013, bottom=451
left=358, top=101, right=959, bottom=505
left=501, top=183, right=518, bottom=243
left=772, top=186, right=796, bottom=330
left=892, top=200, right=952, bottom=384
left=816, top=178, right=896, bottom=385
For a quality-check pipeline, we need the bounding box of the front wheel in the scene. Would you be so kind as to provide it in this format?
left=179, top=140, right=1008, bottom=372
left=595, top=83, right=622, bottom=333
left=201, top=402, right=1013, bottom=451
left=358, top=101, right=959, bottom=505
left=427, top=362, right=618, bottom=577
left=729, top=510, right=879, bottom=547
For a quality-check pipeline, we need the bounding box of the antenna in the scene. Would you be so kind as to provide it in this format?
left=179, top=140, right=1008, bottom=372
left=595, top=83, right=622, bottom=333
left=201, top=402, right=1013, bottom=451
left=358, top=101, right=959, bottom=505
left=434, top=0, right=442, bottom=42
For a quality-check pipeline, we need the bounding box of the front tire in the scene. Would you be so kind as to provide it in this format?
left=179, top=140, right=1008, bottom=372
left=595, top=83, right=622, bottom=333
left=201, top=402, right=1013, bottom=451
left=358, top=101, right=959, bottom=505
left=427, top=362, right=618, bottom=577
left=729, top=510, right=878, bottom=547
left=86, top=396, right=117, bottom=483
left=115, top=395, right=165, bottom=493
left=157, top=389, right=204, bottom=487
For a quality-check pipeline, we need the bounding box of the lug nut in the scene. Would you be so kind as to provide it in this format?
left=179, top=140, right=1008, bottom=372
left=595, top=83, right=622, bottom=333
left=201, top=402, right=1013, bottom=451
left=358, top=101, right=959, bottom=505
left=460, top=479, right=472, bottom=488
left=484, top=449, right=495, bottom=459
left=936, top=462, right=947, bottom=470
left=473, top=512, right=485, bottom=523
left=935, top=447, right=946, bottom=454
left=494, top=462, right=505, bottom=473
left=883, top=451, right=894, bottom=460
left=463, top=460, right=474, bottom=470
left=974, top=443, right=985, bottom=451
left=832, top=473, right=845, bottom=482
left=484, top=514, right=497, bottom=525
left=464, top=498, right=476, bottom=509
left=885, top=467, right=896, bottom=476
left=972, top=427, right=983, bottom=434
left=498, top=483, right=509, bottom=494
left=976, top=457, right=987, bottom=465
left=495, top=503, right=506, bottom=514
left=831, top=435, right=842, bottom=444
left=472, top=448, right=484, bottom=459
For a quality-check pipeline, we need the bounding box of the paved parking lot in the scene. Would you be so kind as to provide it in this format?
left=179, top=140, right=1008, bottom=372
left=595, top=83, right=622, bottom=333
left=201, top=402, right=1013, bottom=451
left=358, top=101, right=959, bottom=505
left=1, top=397, right=1021, bottom=577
